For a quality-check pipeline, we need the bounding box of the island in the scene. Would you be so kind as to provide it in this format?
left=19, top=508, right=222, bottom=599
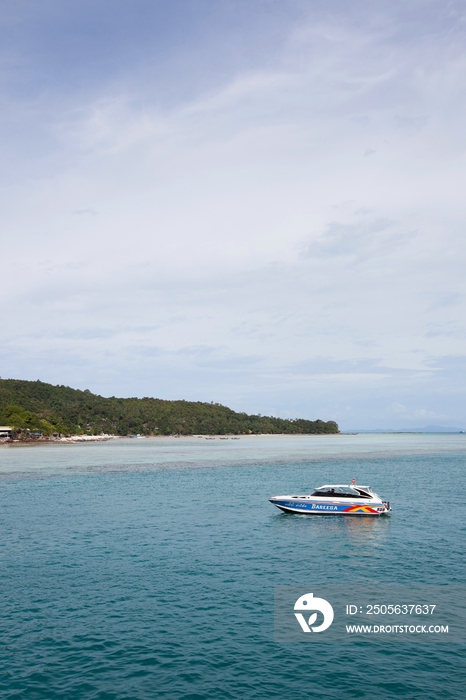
left=0, top=378, right=339, bottom=439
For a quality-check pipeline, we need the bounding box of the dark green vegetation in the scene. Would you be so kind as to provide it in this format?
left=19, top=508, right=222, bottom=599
left=0, top=379, right=339, bottom=436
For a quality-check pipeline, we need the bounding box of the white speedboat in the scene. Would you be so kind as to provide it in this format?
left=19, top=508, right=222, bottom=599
left=269, top=484, right=391, bottom=516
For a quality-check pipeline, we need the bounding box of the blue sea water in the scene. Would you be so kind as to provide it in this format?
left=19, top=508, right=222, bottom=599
left=0, top=434, right=465, bottom=699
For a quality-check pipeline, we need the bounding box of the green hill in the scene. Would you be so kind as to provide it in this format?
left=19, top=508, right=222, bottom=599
left=0, top=378, right=339, bottom=436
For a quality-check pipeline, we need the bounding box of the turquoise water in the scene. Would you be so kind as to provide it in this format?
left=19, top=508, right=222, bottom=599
left=1, top=435, right=465, bottom=699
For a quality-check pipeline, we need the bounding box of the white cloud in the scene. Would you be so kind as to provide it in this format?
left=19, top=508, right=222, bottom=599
left=391, top=402, right=407, bottom=414
left=1, top=1, right=466, bottom=428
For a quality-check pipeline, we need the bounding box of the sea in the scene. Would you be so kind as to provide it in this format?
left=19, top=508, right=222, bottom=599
left=0, top=433, right=465, bottom=699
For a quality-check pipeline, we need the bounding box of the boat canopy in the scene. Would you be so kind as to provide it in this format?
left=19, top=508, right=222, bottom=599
left=311, top=485, right=374, bottom=499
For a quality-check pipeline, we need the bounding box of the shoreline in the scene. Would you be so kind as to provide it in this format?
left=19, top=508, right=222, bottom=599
left=0, top=432, right=346, bottom=446
left=2, top=431, right=463, bottom=448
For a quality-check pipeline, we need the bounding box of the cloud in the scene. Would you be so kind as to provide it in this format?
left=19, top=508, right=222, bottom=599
left=387, top=401, right=450, bottom=424
left=0, top=1, right=465, bottom=428
left=301, top=217, right=399, bottom=258
left=72, top=208, right=98, bottom=216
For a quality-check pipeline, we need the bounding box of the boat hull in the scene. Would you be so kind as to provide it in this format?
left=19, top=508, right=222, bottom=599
left=269, top=498, right=390, bottom=516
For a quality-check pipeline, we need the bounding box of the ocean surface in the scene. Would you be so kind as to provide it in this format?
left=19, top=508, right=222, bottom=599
left=0, top=434, right=465, bottom=699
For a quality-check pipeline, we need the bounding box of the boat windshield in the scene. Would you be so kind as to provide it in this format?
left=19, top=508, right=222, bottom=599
left=311, top=486, right=369, bottom=499
left=355, top=488, right=373, bottom=498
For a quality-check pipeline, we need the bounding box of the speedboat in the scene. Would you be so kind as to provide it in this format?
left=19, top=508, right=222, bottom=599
left=269, top=484, right=391, bottom=516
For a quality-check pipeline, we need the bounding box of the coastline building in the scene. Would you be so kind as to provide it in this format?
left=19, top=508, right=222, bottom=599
left=0, top=426, right=13, bottom=438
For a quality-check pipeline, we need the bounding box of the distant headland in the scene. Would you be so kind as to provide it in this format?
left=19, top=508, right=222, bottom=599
left=0, top=378, right=339, bottom=439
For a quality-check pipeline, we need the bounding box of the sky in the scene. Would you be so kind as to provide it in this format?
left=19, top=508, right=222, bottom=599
left=1, top=0, right=465, bottom=429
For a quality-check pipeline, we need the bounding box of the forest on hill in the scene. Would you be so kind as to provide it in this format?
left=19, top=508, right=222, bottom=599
left=0, top=379, right=339, bottom=436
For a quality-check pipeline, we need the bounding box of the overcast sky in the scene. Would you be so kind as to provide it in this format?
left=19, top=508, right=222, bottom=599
left=1, top=0, right=465, bottom=429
